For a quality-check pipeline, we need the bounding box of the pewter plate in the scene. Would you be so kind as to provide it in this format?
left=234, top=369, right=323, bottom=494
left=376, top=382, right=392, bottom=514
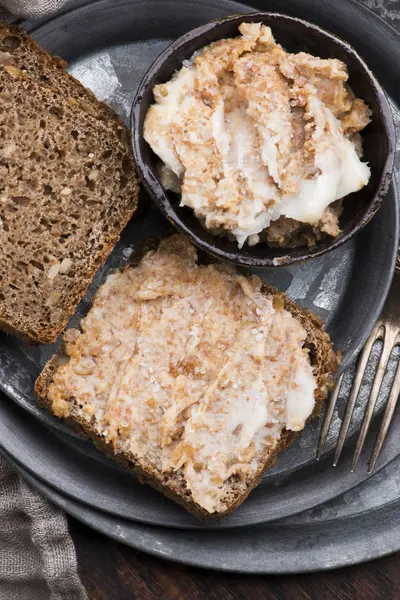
left=0, top=0, right=399, bottom=530
left=24, top=471, right=400, bottom=574
left=13, top=457, right=400, bottom=573
left=2, top=425, right=400, bottom=573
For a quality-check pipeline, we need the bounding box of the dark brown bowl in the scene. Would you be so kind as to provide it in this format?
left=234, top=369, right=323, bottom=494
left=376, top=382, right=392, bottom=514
left=131, top=12, right=395, bottom=268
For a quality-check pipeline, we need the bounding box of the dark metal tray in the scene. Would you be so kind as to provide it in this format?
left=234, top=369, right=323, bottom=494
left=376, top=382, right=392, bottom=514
left=0, top=0, right=399, bottom=556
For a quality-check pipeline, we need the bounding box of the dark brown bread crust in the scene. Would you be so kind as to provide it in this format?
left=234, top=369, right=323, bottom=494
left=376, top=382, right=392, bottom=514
left=0, top=28, right=139, bottom=344
left=35, top=236, right=340, bottom=520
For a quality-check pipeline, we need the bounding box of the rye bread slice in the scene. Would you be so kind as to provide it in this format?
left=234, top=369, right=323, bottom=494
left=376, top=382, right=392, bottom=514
left=0, top=65, right=139, bottom=344
left=35, top=235, right=340, bottom=521
left=0, top=25, right=119, bottom=129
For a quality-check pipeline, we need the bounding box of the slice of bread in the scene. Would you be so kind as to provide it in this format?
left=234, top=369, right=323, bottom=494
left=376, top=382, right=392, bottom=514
left=0, top=25, right=119, bottom=130
left=35, top=235, right=340, bottom=520
left=0, top=35, right=139, bottom=344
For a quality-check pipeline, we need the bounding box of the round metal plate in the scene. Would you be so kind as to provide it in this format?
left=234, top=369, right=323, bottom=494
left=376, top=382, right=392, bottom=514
left=3, top=446, right=400, bottom=573
left=0, top=0, right=399, bottom=533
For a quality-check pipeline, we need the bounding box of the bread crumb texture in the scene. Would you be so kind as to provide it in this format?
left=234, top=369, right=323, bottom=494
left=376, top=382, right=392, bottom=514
left=0, top=26, right=139, bottom=343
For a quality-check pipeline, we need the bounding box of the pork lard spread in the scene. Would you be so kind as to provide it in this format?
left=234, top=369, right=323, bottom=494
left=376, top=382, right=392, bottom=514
left=144, top=23, right=371, bottom=248
left=48, top=236, right=317, bottom=513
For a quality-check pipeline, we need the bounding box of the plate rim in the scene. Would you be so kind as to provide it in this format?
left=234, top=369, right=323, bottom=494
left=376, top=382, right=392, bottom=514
left=7, top=449, right=400, bottom=574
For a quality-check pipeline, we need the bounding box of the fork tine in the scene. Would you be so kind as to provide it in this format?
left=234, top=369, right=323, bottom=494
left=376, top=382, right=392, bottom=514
left=368, top=356, right=400, bottom=473
left=316, top=373, right=344, bottom=459
left=351, top=327, right=396, bottom=472
left=333, top=323, right=384, bottom=467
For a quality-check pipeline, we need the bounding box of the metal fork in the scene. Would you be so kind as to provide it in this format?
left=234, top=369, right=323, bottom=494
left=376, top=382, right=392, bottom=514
left=317, top=248, right=400, bottom=473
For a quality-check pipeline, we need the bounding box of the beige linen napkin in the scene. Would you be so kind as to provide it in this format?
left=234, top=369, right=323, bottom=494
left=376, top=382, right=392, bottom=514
left=0, top=0, right=67, bottom=19
left=0, top=452, right=88, bottom=600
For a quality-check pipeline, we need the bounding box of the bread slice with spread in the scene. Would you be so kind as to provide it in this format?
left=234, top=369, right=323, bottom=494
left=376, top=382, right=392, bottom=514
left=35, top=235, right=340, bottom=520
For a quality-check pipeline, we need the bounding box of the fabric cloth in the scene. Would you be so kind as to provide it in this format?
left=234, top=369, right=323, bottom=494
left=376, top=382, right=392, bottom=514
left=0, top=0, right=68, bottom=19
left=0, top=452, right=87, bottom=600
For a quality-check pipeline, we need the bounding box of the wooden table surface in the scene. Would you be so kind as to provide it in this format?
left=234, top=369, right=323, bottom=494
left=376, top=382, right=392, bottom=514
left=70, top=519, right=400, bottom=599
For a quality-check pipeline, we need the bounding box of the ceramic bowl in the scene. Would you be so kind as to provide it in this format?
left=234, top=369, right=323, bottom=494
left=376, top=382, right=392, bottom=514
left=131, top=12, right=395, bottom=267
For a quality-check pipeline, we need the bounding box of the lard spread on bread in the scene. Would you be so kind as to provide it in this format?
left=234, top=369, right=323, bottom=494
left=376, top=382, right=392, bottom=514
left=47, top=235, right=318, bottom=513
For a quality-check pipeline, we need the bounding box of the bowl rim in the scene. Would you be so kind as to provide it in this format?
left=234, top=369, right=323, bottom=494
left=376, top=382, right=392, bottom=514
left=131, top=11, right=396, bottom=268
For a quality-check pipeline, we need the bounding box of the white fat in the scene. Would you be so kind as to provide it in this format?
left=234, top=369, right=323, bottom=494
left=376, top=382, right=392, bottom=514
left=211, top=101, right=230, bottom=157
left=281, top=99, right=370, bottom=224
left=233, top=208, right=272, bottom=248
left=285, top=364, right=317, bottom=431
left=144, top=25, right=370, bottom=246
left=261, top=135, right=280, bottom=185
left=143, top=67, right=196, bottom=178
left=239, top=376, right=269, bottom=444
